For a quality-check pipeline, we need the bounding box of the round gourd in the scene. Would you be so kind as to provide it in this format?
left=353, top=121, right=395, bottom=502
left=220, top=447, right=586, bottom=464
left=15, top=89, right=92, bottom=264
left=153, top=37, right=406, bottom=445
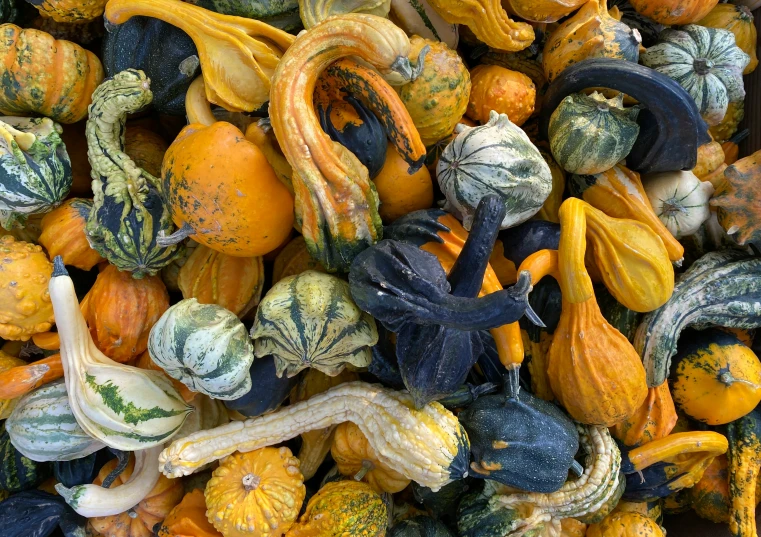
left=641, top=25, right=750, bottom=127
left=698, top=4, right=757, bottom=75
left=629, top=0, right=719, bottom=25
left=38, top=198, right=103, bottom=271
left=158, top=489, right=222, bottom=537
left=467, top=65, right=535, bottom=126
left=251, top=271, right=378, bottom=378
left=436, top=111, right=552, bottom=230
left=643, top=170, right=714, bottom=239
left=374, top=143, right=434, bottom=223
left=669, top=329, right=761, bottom=426
left=548, top=91, right=640, bottom=175
left=148, top=298, right=255, bottom=400
left=398, top=36, right=470, bottom=146
left=6, top=379, right=104, bottom=462
left=272, top=236, right=326, bottom=283
left=586, top=511, right=664, bottom=537
left=205, top=447, right=306, bottom=537
left=0, top=422, right=51, bottom=492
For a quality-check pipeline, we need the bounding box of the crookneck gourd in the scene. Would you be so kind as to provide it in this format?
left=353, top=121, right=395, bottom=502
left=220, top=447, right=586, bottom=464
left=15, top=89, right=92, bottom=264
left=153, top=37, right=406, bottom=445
left=50, top=257, right=192, bottom=450
left=635, top=249, right=761, bottom=388
left=269, top=14, right=425, bottom=272
left=711, top=149, right=761, bottom=245
left=104, top=0, right=295, bottom=113
left=0, top=117, right=72, bottom=229
left=38, top=198, right=103, bottom=271
left=159, top=381, right=470, bottom=492
left=727, top=409, right=761, bottom=537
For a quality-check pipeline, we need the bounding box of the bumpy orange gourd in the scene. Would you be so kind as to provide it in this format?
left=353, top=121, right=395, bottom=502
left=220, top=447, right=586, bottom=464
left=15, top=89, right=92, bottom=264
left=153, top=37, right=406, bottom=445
left=38, top=198, right=104, bottom=271
left=611, top=382, right=678, bottom=447
left=374, top=143, right=434, bottom=223
left=629, top=0, right=719, bottom=25
left=693, top=137, right=727, bottom=179
left=158, top=489, right=223, bottom=537
left=80, top=264, right=170, bottom=363
left=0, top=24, right=103, bottom=123
left=28, top=0, right=108, bottom=23
left=332, top=421, right=411, bottom=493
left=124, top=127, right=169, bottom=178
left=88, top=456, right=185, bottom=537
left=586, top=511, right=664, bottom=537
left=162, top=122, right=294, bottom=257
left=205, top=447, right=306, bottom=537
left=0, top=236, right=55, bottom=341
left=467, top=65, right=536, bottom=126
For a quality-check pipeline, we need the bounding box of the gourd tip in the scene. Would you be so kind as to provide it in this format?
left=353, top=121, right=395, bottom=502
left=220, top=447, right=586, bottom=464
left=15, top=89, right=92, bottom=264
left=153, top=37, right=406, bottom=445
left=52, top=256, right=68, bottom=277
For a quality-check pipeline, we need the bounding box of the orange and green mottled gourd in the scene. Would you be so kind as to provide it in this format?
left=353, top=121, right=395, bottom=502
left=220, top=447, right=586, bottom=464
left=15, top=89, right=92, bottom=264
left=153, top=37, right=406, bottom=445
left=28, top=0, right=108, bottom=23
left=502, top=0, right=586, bottom=22
left=0, top=236, right=54, bottom=341
left=727, top=410, right=761, bottom=537
left=159, top=489, right=222, bottom=537
left=161, top=122, right=294, bottom=257
left=586, top=511, right=664, bottom=537
left=374, top=143, right=434, bottom=223
left=284, top=480, right=387, bottom=537
left=205, top=447, right=306, bottom=537
left=711, top=149, right=761, bottom=246
left=630, top=0, right=719, bottom=25
left=38, top=198, right=104, bottom=271
left=466, top=65, right=535, bottom=127
left=687, top=454, right=731, bottom=523
left=0, top=24, right=103, bottom=123
left=611, top=382, right=678, bottom=447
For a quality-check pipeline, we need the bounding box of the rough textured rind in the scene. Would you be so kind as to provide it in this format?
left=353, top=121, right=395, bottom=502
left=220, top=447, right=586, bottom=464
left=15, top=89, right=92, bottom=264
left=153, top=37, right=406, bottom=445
left=29, top=0, right=107, bottom=22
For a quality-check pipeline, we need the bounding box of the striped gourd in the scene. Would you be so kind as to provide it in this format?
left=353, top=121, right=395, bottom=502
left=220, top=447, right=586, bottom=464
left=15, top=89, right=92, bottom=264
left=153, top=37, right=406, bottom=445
left=148, top=298, right=255, bottom=400
left=436, top=111, right=552, bottom=230
left=641, top=25, right=750, bottom=127
left=251, top=271, right=378, bottom=378
left=0, top=117, right=72, bottom=229
left=6, top=379, right=105, bottom=462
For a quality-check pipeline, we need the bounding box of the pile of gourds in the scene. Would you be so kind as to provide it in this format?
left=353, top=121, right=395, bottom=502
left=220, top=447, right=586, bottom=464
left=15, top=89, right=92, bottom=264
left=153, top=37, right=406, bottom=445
left=0, top=0, right=760, bottom=535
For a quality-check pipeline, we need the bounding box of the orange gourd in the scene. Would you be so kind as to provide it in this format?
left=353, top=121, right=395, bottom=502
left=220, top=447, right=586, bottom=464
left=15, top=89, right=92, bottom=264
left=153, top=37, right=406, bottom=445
left=467, top=65, right=536, bottom=126
left=629, top=0, right=719, bottom=24
left=611, top=382, right=678, bottom=447
left=124, top=127, right=168, bottom=178
left=373, top=143, right=434, bottom=224
left=272, top=236, right=326, bottom=283
left=39, top=198, right=104, bottom=271
left=158, top=489, right=222, bottom=537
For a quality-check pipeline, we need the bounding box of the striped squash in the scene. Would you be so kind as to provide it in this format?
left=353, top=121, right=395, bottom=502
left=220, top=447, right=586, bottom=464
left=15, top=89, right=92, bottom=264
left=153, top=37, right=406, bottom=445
left=148, top=298, right=255, bottom=400
left=436, top=110, right=552, bottom=230
left=251, top=271, right=378, bottom=378
left=5, top=379, right=105, bottom=462
left=0, top=422, right=51, bottom=492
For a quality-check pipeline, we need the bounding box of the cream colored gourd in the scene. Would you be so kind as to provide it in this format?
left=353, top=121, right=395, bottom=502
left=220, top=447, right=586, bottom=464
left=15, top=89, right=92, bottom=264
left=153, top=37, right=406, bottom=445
left=643, top=171, right=714, bottom=238
left=159, top=381, right=470, bottom=491
left=49, top=257, right=192, bottom=451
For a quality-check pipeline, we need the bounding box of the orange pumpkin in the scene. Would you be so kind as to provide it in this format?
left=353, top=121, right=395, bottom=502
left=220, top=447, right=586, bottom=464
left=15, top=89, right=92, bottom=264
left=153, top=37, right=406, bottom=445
left=373, top=143, right=434, bottom=224
left=467, top=64, right=536, bottom=126
left=158, top=489, right=222, bottom=537
left=629, top=0, right=719, bottom=24
left=39, top=198, right=104, bottom=271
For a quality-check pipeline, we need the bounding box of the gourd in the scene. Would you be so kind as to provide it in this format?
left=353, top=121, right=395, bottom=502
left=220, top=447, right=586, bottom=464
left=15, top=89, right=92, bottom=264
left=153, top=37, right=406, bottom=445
left=502, top=0, right=585, bottom=22
left=586, top=512, right=664, bottom=537
left=389, top=516, right=454, bottom=537
left=727, top=410, right=761, bottom=537
left=388, top=0, right=458, bottom=49
left=629, top=0, right=719, bottom=25
left=105, top=0, right=295, bottom=113
left=244, top=119, right=293, bottom=192
left=252, top=271, right=377, bottom=378
left=608, top=0, right=663, bottom=46
left=0, top=351, right=29, bottom=417
left=6, top=379, right=104, bottom=462
left=466, top=65, right=535, bottom=127
left=159, top=381, right=470, bottom=492
left=148, top=298, right=255, bottom=400
left=50, top=257, right=192, bottom=450
left=175, top=394, right=229, bottom=439
left=38, top=199, right=103, bottom=271
left=83, top=450, right=184, bottom=531
left=722, top=130, right=749, bottom=165
left=635, top=250, right=761, bottom=387
left=610, top=382, right=678, bottom=447
left=53, top=451, right=104, bottom=488
left=711, top=99, right=745, bottom=142
left=669, top=329, right=761, bottom=426
left=686, top=454, right=731, bottom=523
left=693, top=136, right=726, bottom=179
left=160, top=121, right=295, bottom=257
left=269, top=15, right=424, bottom=272
left=641, top=25, right=750, bottom=127
left=182, top=0, right=300, bottom=29
left=549, top=92, right=639, bottom=175
left=458, top=369, right=579, bottom=492
left=299, top=0, right=390, bottom=28
left=570, top=165, right=684, bottom=263
left=0, top=489, right=74, bottom=537
left=642, top=170, right=714, bottom=239
left=0, top=24, right=103, bottom=123
left=222, top=355, right=299, bottom=418
left=374, top=143, right=434, bottom=223
left=332, top=421, right=410, bottom=493
left=542, top=0, right=641, bottom=83
left=26, top=0, right=107, bottom=22
left=437, top=111, right=552, bottom=230
left=273, top=236, right=325, bottom=283
left=0, top=422, right=51, bottom=492
left=0, top=117, right=72, bottom=229
left=124, top=127, right=168, bottom=178
left=286, top=480, right=386, bottom=537
left=159, top=488, right=222, bottom=537
left=699, top=4, right=758, bottom=75
left=0, top=236, right=54, bottom=341
left=711, top=149, right=761, bottom=245
left=205, top=447, right=305, bottom=537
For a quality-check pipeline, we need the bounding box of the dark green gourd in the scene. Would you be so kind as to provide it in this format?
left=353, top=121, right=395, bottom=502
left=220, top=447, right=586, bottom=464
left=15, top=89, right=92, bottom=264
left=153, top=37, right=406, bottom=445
left=223, top=355, right=300, bottom=417
left=0, top=490, right=77, bottom=537
left=0, top=423, right=51, bottom=493
left=183, top=0, right=301, bottom=30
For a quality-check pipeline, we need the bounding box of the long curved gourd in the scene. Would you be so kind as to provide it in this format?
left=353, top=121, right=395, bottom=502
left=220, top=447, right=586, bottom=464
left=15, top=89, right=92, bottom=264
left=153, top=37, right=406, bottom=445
left=55, top=446, right=161, bottom=517
left=159, top=381, right=470, bottom=491
left=727, top=410, right=761, bottom=537
left=635, top=250, right=761, bottom=387
left=269, top=14, right=425, bottom=272
left=539, top=59, right=711, bottom=174
left=0, top=355, right=62, bottom=399
left=104, top=0, right=295, bottom=112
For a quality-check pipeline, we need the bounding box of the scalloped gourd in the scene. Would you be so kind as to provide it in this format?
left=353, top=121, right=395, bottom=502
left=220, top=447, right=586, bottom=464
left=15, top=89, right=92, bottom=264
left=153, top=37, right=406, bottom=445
left=698, top=4, right=757, bottom=75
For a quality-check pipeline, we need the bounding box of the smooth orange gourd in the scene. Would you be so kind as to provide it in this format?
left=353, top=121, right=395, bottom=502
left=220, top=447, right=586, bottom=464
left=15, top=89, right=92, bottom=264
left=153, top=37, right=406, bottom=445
left=158, top=489, right=222, bottom=537
left=39, top=198, right=104, bottom=271
left=373, top=144, right=434, bottom=223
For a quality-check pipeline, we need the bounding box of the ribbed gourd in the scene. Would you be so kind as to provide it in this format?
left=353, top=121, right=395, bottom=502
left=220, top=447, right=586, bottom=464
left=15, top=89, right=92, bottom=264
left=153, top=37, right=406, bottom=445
left=38, top=198, right=103, bottom=271
left=466, top=65, right=535, bottom=127
left=251, top=271, right=377, bottom=378
left=148, top=298, right=255, bottom=400
left=698, top=4, right=757, bottom=75
left=643, top=170, right=714, bottom=239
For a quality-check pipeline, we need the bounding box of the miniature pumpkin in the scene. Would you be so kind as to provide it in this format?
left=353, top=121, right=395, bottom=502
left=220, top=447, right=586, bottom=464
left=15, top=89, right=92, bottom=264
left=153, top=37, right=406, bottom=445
left=177, top=245, right=264, bottom=318
left=374, top=143, right=434, bottom=223
left=711, top=149, right=761, bottom=245
left=0, top=236, right=54, bottom=341
left=159, top=489, right=222, bottom=537
left=586, top=511, right=664, bottom=537
left=629, top=0, right=719, bottom=25
left=398, top=37, right=470, bottom=146
left=466, top=65, right=535, bottom=127
left=643, top=170, right=714, bottom=239
left=611, top=382, right=678, bottom=447
left=38, top=198, right=103, bottom=271
left=284, top=480, right=386, bottom=537
left=272, top=236, right=325, bottom=283
left=204, top=447, right=305, bottom=537
left=0, top=24, right=103, bottom=123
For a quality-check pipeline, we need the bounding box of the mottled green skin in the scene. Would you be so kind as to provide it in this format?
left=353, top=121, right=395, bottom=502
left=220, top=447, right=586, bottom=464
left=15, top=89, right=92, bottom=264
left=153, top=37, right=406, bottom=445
left=184, top=0, right=301, bottom=30
left=0, top=0, right=16, bottom=24
left=84, top=69, right=182, bottom=278
left=727, top=410, right=761, bottom=535
left=0, top=423, right=51, bottom=493
left=457, top=488, right=545, bottom=537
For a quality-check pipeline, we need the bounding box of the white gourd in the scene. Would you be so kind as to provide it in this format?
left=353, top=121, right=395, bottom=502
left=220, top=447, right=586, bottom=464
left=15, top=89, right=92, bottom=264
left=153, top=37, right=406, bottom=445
left=643, top=171, right=714, bottom=238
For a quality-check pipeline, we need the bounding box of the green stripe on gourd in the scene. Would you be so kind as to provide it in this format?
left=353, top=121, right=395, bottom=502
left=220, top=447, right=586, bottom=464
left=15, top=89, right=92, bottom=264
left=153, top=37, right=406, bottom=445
left=0, top=422, right=51, bottom=492
left=6, top=379, right=104, bottom=462
left=251, top=270, right=378, bottom=378
left=148, top=298, right=255, bottom=400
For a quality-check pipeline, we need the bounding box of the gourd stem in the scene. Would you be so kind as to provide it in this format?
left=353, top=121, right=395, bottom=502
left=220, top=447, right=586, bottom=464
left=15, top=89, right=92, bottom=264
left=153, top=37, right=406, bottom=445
left=728, top=129, right=750, bottom=145
left=354, top=460, right=374, bottom=481
left=503, top=368, right=521, bottom=403
left=242, top=473, right=261, bottom=491
left=102, top=449, right=130, bottom=488
left=157, top=222, right=195, bottom=247
left=570, top=460, right=584, bottom=477
left=719, top=371, right=761, bottom=390
left=409, top=45, right=430, bottom=82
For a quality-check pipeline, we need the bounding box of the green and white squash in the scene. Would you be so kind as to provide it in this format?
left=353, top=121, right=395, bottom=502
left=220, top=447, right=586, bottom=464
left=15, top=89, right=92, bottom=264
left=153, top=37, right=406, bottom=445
left=0, top=422, right=51, bottom=492
left=50, top=256, right=192, bottom=451
left=548, top=91, right=640, bottom=175
left=6, top=379, right=105, bottom=462
left=0, top=117, right=71, bottom=229
left=251, top=270, right=378, bottom=378
left=148, top=298, right=255, bottom=400
left=641, top=25, right=750, bottom=127
left=85, top=69, right=182, bottom=278
left=388, top=0, right=458, bottom=49
left=643, top=170, right=714, bottom=239
left=635, top=250, right=761, bottom=387
left=436, top=111, right=553, bottom=230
